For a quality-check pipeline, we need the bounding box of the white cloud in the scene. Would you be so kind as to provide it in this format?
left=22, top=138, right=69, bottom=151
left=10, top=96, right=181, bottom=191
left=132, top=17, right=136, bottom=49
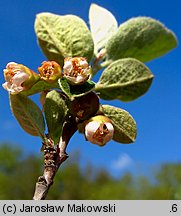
left=111, top=153, right=133, bottom=170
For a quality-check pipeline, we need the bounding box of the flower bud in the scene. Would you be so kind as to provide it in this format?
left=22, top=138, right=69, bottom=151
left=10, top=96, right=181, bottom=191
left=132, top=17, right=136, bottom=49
left=85, top=115, right=114, bottom=146
left=2, top=62, right=40, bottom=94
left=38, top=61, right=62, bottom=84
left=70, top=92, right=99, bottom=121
left=63, top=57, right=91, bottom=85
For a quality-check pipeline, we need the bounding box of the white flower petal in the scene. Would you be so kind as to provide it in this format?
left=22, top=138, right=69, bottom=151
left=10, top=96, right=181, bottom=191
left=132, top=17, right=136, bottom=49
left=6, top=62, right=18, bottom=68
left=105, top=122, right=114, bottom=134
left=2, top=82, right=10, bottom=91
left=2, top=82, right=23, bottom=94
left=85, top=121, right=100, bottom=137
left=13, top=72, right=29, bottom=86
left=63, top=61, right=73, bottom=74
left=79, top=60, right=88, bottom=68
left=75, top=75, right=86, bottom=83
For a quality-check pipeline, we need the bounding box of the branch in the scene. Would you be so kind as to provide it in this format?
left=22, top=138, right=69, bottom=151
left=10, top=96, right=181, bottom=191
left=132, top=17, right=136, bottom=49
left=33, top=116, right=77, bottom=200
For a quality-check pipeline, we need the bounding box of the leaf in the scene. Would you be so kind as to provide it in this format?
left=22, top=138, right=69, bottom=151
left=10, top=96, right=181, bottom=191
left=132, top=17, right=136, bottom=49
left=102, top=105, right=137, bottom=143
left=95, top=58, right=154, bottom=101
left=34, top=13, right=94, bottom=66
left=44, top=90, right=68, bottom=144
left=10, top=94, right=45, bottom=139
left=22, top=80, right=59, bottom=96
left=89, top=3, right=118, bottom=54
left=106, top=17, right=178, bottom=63
left=58, top=78, right=95, bottom=100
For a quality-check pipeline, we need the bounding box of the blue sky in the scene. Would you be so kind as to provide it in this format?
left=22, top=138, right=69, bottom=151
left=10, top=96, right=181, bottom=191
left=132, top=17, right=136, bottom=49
left=0, top=0, right=181, bottom=177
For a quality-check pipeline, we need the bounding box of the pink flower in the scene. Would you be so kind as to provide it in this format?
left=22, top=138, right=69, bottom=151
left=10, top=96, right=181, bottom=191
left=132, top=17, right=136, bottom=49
left=2, top=62, right=40, bottom=94
left=85, top=115, right=114, bottom=146
left=63, top=57, right=91, bottom=85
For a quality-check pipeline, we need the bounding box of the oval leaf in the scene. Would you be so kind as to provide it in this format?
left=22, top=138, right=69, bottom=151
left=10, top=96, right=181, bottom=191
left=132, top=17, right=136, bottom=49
left=35, top=13, right=94, bottom=65
left=44, top=90, right=68, bottom=144
left=95, top=58, right=154, bottom=101
left=89, top=3, right=118, bottom=54
left=102, top=105, right=137, bottom=143
left=106, top=17, right=178, bottom=63
left=10, top=94, right=45, bottom=139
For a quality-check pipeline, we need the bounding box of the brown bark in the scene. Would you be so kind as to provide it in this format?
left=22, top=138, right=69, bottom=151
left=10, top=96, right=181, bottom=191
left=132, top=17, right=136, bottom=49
left=33, top=117, right=77, bottom=200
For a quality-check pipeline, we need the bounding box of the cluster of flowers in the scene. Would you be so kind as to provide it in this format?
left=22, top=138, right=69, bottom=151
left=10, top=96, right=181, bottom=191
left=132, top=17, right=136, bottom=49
left=2, top=57, right=91, bottom=94
left=2, top=57, right=114, bottom=147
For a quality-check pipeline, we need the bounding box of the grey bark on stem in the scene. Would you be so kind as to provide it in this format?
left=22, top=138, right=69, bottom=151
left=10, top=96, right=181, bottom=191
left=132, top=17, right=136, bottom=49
left=33, top=117, right=77, bottom=200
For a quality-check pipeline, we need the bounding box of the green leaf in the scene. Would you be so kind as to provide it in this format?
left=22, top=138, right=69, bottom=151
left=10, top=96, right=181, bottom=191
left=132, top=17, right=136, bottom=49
left=22, top=80, right=59, bottom=96
left=34, top=13, right=94, bottom=66
left=44, top=90, right=68, bottom=144
left=95, top=58, right=154, bottom=101
left=58, top=78, right=95, bottom=100
left=10, top=94, right=45, bottom=139
left=89, top=3, right=118, bottom=54
left=106, top=17, right=178, bottom=63
left=102, top=105, right=137, bottom=143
